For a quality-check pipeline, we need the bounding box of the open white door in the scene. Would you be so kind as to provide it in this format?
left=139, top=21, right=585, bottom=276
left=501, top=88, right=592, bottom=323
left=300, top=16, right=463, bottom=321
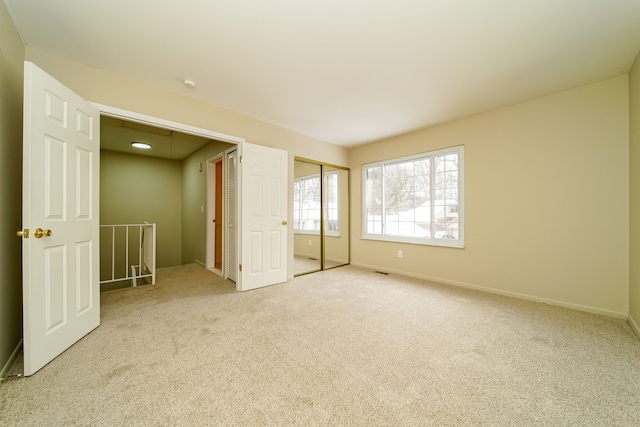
left=239, top=142, right=288, bottom=291
left=21, top=62, right=100, bottom=376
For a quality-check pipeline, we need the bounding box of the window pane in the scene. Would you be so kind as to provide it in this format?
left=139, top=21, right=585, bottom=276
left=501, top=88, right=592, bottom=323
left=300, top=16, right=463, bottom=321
left=435, top=154, right=458, bottom=239
left=434, top=172, right=445, bottom=206
left=444, top=154, right=458, bottom=171
left=293, top=180, right=302, bottom=229
left=364, top=166, right=382, bottom=235
left=382, top=158, right=431, bottom=238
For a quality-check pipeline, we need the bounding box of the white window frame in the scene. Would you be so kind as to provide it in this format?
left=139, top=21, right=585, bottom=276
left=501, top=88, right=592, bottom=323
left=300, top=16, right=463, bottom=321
left=361, top=145, right=464, bottom=248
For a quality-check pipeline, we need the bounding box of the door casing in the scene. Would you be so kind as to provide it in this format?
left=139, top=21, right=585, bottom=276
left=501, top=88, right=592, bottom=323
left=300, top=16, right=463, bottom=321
left=94, top=103, right=245, bottom=284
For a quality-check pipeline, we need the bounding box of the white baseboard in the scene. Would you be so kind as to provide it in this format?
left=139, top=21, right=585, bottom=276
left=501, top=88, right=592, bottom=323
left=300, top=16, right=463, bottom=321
left=350, top=262, right=628, bottom=319
left=629, top=314, right=640, bottom=340
left=194, top=259, right=206, bottom=268
left=1, top=339, right=23, bottom=379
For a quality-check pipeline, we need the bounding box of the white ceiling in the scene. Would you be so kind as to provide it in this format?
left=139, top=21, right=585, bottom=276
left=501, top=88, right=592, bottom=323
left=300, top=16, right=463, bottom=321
left=5, top=0, right=640, bottom=147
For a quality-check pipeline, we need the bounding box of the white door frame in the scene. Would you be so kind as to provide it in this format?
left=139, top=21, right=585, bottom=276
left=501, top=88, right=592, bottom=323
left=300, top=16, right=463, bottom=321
left=92, top=104, right=288, bottom=291
left=93, top=104, right=245, bottom=146
left=93, top=103, right=245, bottom=284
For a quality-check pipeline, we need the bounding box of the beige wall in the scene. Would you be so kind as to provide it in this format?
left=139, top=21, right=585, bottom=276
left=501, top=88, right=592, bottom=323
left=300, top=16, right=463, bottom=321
left=182, top=141, right=234, bottom=265
left=100, top=150, right=183, bottom=282
left=629, top=51, right=640, bottom=336
left=350, top=76, right=630, bottom=317
left=0, top=0, right=25, bottom=374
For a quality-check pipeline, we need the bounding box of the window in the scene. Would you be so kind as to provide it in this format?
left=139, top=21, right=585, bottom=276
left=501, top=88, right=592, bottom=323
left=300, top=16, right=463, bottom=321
left=362, top=146, right=463, bottom=247
left=294, top=171, right=340, bottom=236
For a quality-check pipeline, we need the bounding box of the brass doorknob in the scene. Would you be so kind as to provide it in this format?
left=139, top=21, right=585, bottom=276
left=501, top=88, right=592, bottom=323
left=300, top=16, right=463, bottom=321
left=282, top=220, right=287, bottom=225
left=33, top=228, right=52, bottom=239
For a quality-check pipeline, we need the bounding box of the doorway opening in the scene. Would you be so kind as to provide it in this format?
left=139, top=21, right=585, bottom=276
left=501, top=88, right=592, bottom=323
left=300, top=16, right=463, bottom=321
left=96, top=104, right=243, bottom=290
left=207, top=155, right=224, bottom=276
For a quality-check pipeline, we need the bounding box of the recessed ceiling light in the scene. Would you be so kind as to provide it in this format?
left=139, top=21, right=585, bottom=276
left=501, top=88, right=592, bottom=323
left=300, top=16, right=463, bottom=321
left=132, top=142, right=151, bottom=149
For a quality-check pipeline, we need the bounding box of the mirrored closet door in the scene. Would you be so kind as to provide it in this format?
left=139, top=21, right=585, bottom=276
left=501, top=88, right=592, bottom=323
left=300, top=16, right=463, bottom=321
left=294, top=159, right=349, bottom=276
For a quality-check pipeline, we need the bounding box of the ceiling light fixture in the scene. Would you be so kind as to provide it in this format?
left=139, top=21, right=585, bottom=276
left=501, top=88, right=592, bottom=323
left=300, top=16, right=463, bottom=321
left=132, top=142, right=151, bottom=149
left=183, top=79, right=196, bottom=89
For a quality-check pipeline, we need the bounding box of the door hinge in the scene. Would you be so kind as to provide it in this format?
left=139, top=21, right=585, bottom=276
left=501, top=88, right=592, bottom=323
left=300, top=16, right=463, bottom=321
left=239, top=156, right=243, bottom=163
left=17, top=229, right=29, bottom=238
left=239, top=264, right=242, bottom=272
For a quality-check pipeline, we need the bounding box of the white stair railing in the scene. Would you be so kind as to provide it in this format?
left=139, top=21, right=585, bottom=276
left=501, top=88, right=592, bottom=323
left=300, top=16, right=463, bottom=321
left=100, top=223, right=156, bottom=287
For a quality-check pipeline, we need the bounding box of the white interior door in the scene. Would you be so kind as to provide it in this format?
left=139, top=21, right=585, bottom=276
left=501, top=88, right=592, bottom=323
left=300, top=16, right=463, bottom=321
left=239, top=142, right=288, bottom=291
left=21, top=62, right=100, bottom=376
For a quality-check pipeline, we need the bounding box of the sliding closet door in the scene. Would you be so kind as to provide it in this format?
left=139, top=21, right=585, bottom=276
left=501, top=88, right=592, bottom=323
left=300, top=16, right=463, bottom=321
left=293, top=159, right=349, bottom=276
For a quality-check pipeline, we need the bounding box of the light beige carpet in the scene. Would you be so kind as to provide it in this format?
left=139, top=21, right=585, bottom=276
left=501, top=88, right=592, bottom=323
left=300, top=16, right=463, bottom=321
left=2, top=264, right=640, bottom=426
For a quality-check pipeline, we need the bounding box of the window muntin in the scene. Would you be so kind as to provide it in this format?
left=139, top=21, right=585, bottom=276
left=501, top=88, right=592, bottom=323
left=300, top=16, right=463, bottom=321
left=294, top=171, right=340, bottom=236
left=362, top=146, right=463, bottom=247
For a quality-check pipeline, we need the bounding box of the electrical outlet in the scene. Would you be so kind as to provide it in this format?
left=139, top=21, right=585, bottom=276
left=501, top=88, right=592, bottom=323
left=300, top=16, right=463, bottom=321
left=200, top=206, right=204, bottom=213
left=308, top=240, right=312, bottom=245
left=398, top=250, right=403, bottom=258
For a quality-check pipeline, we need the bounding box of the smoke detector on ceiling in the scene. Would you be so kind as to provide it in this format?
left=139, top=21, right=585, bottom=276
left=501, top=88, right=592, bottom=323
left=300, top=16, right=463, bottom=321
left=183, top=79, right=196, bottom=89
